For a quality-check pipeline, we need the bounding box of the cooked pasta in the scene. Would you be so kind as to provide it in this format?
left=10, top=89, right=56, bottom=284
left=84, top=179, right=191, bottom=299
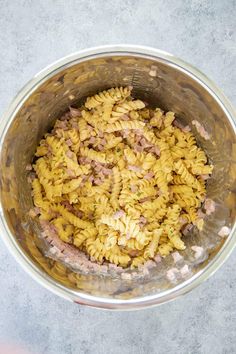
left=30, top=87, right=213, bottom=269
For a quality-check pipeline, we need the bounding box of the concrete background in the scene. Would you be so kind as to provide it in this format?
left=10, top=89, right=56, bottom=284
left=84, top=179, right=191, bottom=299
left=0, top=0, right=235, bottom=353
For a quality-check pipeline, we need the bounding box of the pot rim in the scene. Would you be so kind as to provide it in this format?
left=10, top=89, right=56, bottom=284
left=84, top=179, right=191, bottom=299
left=0, top=44, right=236, bottom=310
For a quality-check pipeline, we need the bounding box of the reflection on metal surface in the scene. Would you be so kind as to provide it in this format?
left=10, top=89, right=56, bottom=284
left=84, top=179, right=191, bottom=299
left=0, top=45, right=235, bottom=309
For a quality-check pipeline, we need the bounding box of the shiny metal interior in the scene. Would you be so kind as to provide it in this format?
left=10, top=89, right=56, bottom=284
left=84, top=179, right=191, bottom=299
left=0, top=46, right=235, bottom=309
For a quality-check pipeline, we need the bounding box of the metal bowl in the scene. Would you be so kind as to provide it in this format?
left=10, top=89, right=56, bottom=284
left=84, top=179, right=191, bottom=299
left=0, top=45, right=235, bottom=310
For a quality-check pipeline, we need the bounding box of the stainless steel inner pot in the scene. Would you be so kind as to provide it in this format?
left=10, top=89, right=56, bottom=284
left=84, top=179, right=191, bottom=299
left=0, top=45, right=235, bottom=310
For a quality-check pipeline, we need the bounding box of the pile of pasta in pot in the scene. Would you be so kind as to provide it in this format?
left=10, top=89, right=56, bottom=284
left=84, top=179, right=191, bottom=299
left=31, top=86, right=213, bottom=269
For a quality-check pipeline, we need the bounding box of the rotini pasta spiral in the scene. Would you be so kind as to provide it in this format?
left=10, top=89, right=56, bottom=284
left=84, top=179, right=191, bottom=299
left=110, top=167, right=122, bottom=210
left=85, top=87, right=131, bottom=109
left=80, top=146, right=109, bottom=164
left=111, top=100, right=145, bottom=118
left=131, top=256, right=147, bottom=269
left=86, top=238, right=105, bottom=263
left=68, top=129, right=80, bottom=153
left=32, top=179, right=49, bottom=210
left=105, top=120, right=145, bottom=133
left=150, top=108, right=163, bottom=128
left=73, top=227, right=97, bottom=248
left=174, top=160, right=202, bottom=191
left=144, top=229, right=162, bottom=258
left=51, top=204, right=93, bottom=229
left=104, top=245, right=131, bottom=267
left=126, top=238, right=145, bottom=250
left=52, top=217, right=74, bottom=243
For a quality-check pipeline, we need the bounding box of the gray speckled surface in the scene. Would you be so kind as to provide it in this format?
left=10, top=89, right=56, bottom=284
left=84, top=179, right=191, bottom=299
left=0, top=1, right=235, bottom=353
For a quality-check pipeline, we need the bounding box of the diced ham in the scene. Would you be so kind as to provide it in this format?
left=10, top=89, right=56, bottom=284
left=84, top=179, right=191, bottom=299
left=200, top=174, right=210, bottom=180
left=149, top=146, right=160, bottom=155
left=139, top=216, right=147, bottom=224
left=122, top=129, right=130, bottom=138
left=66, top=169, right=76, bottom=177
left=134, top=129, right=143, bottom=136
left=140, top=196, right=152, bottom=203
left=94, top=163, right=102, bottom=172
left=154, top=254, right=162, bottom=263
left=71, top=120, right=79, bottom=129
left=113, top=210, right=125, bottom=219
left=134, top=145, right=144, bottom=152
left=69, top=106, right=81, bottom=117
left=179, top=216, right=188, bottom=226
left=173, top=120, right=185, bottom=130
left=66, top=150, right=74, bottom=159
left=102, top=168, right=112, bottom=176
left=166, top=268, right=179, bottom=282
left=100, top=264, right=108, bottom=273
left=172, top=251, right=183, bottom=263
left=128, top=165, right=142, bottom=172
left=121, top=273, right=132, bottom=280
left=144, top=172, right=155, bottom=180
left=88, top=136, right=96, bottom=144
left=107, top=264, right=123, bottom=273
left=66, top=139, right=73, bottom=147
left=97, top=144, right=104, bottom=151
left=128, top=250, right=139, bottom=257
left=108, top=263, right=119, bottom=270
left=218, top=226, right=231, bottom=237
left=191, top=245, right=204, bottom=259
left=180, top=264, right=190, bottom=277
left=97, top=131, right=104, bottom=138
left=140, top=138, right=152, bottom=148
left=121, top=114, right=130, bottom=121
left=28, top=207, right=41, bottom=218
left=27, top=173, right=36, bottom=183
left=61, top=201, right=75, bottom=212
left=192, top=120, right=211, bottom=140
left=79, top=157, right=90, bottom=164
left=204, top=199, right=216, bottom=215
left=88, top=175, right=94, bottom=183
left=182, top=224, right=193, bottom=236
left=149, top=66, right=157, bottom=77
left=116, top=266, right=124, bottom=273
left=94, top=178, right=103, bottom=185
left=26, top=164, right=33, bottom=171
left=130, top=185, right=138, bottom=193
left=74, top=210, right=83, bottom=218
left=100, top=138, right=107, bottom=145
left=48, top=246, right=61, bottom=256
left=125, top=232, right=131, bottom=240
left=174, top=120, right=191, bottom=133
left=55, top=120, right=68, bottom=129
left=182, top=125, right=191, bottom=132
left=141, top=267, right=149, bottom=276
left=143, top=260, right=156, bottom=269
